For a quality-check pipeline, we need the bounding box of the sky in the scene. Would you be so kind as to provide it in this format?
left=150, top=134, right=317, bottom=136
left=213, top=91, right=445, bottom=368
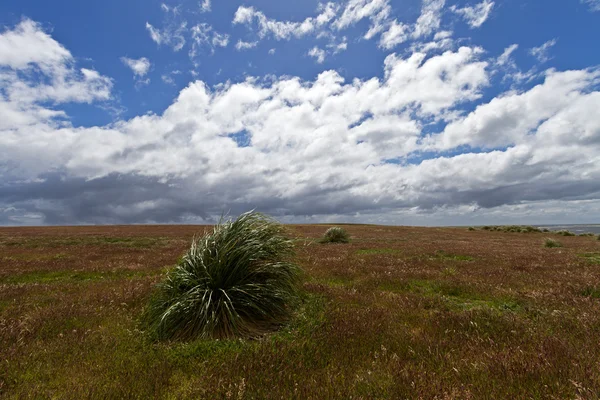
left=0, top=0, right=599, bottom=226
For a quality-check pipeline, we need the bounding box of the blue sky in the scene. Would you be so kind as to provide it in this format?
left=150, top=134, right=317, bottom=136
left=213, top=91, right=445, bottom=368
left=1, top=0, right=600, bottom=225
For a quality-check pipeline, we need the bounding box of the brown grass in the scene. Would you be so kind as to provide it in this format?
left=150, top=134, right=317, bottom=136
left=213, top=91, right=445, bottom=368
left=2, top=224, right=600, bottom=398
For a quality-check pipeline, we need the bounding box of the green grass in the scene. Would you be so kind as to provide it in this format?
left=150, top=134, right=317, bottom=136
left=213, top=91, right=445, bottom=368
left=378, top=279, right=521, bottom=312
left=481, top=225, right=542, bottom=233
left=0, top=236, right=168, bottom=249
left=578, top=253, right=600, bottom=264
left=581, top=286, right=600, bottom=298
left=319, top=227, right=350, bottom=243
left=544, top=238, right=562, bottom=248
left=356, top=248, right=402, bottom=256
left=556, top=230, right=576, bottom=236
left=0, top=268, right=163, bottom=285
left=143, top=211, right=302, bottom=341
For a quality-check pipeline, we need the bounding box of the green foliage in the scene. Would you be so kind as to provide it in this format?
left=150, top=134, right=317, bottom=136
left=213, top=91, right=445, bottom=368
left=582, top=286, right=600, bottom=298
left=556, top=230, right=575, bottom=236
left=468, top=227, right=476, bottom=231
left=579, top=253, right=600, bottom=264
left=480, top=225, right=542, bottom=233
left=597, top=234, right=600, bottom=241
left=320, top=226, right=350, bottom=243
left=544, top=238, right=562, bottom=248
left=143, top=211, right=301, bottom=341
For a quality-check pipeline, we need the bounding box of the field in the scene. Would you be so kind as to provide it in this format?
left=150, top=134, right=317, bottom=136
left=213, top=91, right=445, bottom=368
left=2, top=224, right=600, bottom=399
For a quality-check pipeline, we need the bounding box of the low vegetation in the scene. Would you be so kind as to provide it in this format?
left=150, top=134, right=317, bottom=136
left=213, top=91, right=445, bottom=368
left=481, top=225, right=542, bottom=233
left=143, top=211, right=301, bottom=340
left=544, top=238, right=563, bottom=248
left=319, top=226, right=350, bottom=243
left=3, top=224, right=600, bottom=398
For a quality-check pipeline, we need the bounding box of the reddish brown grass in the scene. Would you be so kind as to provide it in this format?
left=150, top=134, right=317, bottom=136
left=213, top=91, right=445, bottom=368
left=2, top=224, right=600, bottom=398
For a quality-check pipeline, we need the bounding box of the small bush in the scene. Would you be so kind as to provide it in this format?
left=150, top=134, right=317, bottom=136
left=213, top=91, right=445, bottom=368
left=468, top=227, right=476, bottom=231
left=597, top=234, right=600, bottom=241
left=544, top=238, right=562, bottom=248
left=143, top=211, right=301, bottom=341
left=579, top=233, right=595, bottom=237
left=320, top=227, right=350, bottom=243
left=556, top=230, right=575, bottom=236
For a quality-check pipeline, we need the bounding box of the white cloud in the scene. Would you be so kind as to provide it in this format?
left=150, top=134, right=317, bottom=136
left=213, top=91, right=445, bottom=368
left=189, top=23, right=229, bottom=57
left=162, top=74, right=175, bottom=85
left=496, top=44, right=518, bottom=66
left=413, top=0, right=446, bottom=39
left=308, top=46, right=326, bottom=63
left=145, top=21, right=186, bottom=51
left=333, top=0, right=389, bottom=30
left=120, top=57, right=151, bottom=77
left=530, top=39, right=557, bottom=63
left=233, top=4, right=336, bottom=40
left=3, top=19, right=600, bottom=225
left=200, top=0, right=211, bottom=13
left=582, top=0, right=600, bottom=12
left=0, top=19, right=71, bottom=70
left=235, top=40, right=258, bottom=51
left=450, top=0, right=494, bottom=28
left=268, top=48, right=276, bottom=55
left=379, top=20, right=409, bottom=49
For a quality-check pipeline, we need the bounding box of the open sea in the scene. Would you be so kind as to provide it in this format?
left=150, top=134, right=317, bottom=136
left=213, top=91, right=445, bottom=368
left=537, top=225, right=600, bottom=235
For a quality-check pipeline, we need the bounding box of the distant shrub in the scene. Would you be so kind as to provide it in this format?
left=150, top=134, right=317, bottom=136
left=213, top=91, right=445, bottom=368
left=544, top=238, right=562, bottom=248
left=542, top=228, right=550, bottom=233
left=556, top=230, right=576, bottom=237
left=320, top=227, right=350, bottom=243
left=597, top=234, right=600, bottom=241
left=468, top=227, right=476, bottom=231
left=579, top=233, right=595, bottom=237
left=481, top=225, right=541, bottom=233
left=143, top=211, right=301, bottom=341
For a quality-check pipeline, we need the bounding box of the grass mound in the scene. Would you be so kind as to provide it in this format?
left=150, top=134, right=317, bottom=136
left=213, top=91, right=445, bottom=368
left=544, top=238, right=562, bottom=248
left=143, top=211, right=301, bottom=341
left=481, top=225, right=542, bottom=233
left=320, top=226, right=350, bottom=243
left=556, top=230, right=576, bottom=236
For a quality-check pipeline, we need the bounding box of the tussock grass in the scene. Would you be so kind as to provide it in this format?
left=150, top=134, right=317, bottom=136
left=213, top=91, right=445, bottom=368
left=143, top=211, right=301, bottom=340
left=556, top=230, right=576, bottom=236
left=544, top=238, right=562, bottom=248
left=320, top=226, right=350, bottom=243
left=482, top=225, right=542, bottom=233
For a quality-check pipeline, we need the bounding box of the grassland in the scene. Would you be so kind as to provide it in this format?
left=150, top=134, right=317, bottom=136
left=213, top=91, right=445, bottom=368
left=2, top=224, right=600, bottom=399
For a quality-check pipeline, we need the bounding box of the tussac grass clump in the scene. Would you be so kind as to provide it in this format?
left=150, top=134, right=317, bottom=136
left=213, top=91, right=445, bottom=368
left=143, top=211, right=301, bottom=341
left=556, top=230, right=576, bottom=236
left=320, top=226, right=350, bottom=243
left=481, top=225, right=542, bottom=233
left=544, top=238, right=562, bottom=248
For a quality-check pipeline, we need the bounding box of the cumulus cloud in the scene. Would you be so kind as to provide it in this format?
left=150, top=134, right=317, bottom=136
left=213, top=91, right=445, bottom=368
left=233, top=3, right=338, bottom=40
left=121, top=57, right=151, bottom=77
left=308, top=46, right=326, bottom=63
left=412, top=0, right=446, bottom=39
left=529, top=39, right=557, bottom=63
left=231, top=0, right=451, bottom=52
left=450, top=0, right=494, bottom=28
left=2, top=18, right=600, bottom=225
